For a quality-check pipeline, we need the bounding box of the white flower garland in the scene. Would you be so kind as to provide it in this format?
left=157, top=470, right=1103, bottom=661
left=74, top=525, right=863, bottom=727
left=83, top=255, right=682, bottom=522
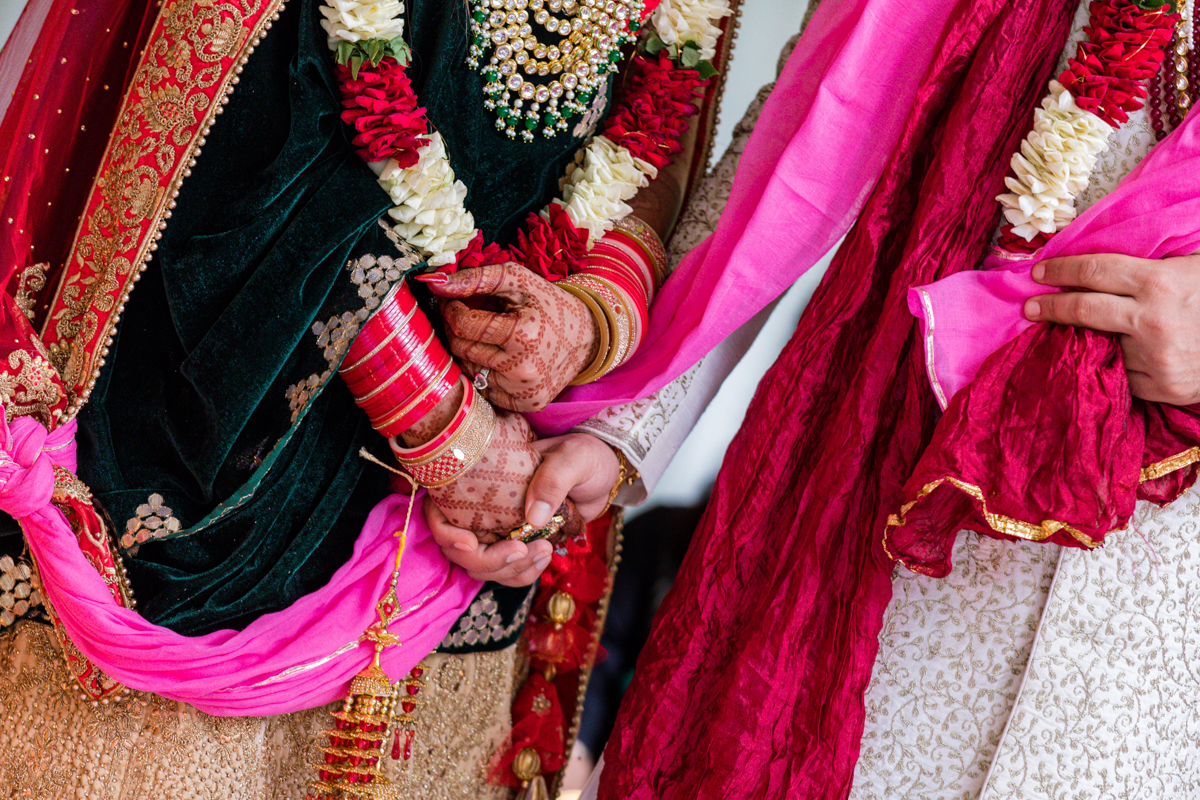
left=323, top=0, right=730, bottom=265
left=997, top=81, right=1111, bottom=241
left=555, top=135, right=657, bottom=240
left=319, top=0, right=405, bottom=49
left=652, top=0, right=732, bottom=62
left=371, top=134, right=477, bottom=266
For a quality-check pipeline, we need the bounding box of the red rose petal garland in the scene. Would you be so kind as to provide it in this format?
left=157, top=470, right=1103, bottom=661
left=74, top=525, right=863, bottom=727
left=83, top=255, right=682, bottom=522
left=997, top=0, right=1177, bottom=252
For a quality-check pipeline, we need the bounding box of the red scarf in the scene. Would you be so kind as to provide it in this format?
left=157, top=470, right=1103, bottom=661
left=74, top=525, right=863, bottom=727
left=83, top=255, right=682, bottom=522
left=599, top=1, right=1078, bottom=797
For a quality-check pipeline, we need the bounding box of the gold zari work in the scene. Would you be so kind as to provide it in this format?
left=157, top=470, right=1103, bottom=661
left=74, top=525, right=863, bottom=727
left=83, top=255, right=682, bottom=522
left=0, top=622, right=519, bottom=799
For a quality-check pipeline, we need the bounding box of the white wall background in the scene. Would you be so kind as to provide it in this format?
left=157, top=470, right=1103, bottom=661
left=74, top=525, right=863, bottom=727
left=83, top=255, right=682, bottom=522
left=0, top=0, right=821, bottom=514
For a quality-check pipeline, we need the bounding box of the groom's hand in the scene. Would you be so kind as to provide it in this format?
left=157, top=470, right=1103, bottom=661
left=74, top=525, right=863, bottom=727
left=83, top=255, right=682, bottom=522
left=1024, top=253, right=1200, bottom=406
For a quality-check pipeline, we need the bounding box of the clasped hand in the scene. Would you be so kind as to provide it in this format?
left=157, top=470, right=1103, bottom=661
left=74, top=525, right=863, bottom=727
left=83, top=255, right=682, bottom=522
left=1024, top=253, right=1200, bottom=406
left=420, top=263, right=600, bottom=412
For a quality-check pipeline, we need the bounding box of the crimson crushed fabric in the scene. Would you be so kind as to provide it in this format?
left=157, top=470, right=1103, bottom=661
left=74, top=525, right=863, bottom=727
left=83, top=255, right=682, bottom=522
left=599, top=1, right=1077, bottom=797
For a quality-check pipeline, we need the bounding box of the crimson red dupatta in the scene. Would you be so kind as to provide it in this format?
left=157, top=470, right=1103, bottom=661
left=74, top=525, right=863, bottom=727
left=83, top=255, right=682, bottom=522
left=599, top=1, right=1078, bottom=797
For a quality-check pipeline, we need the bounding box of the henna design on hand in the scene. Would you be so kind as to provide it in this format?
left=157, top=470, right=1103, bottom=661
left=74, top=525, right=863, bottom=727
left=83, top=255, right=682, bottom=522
left=427, top=264, right=600, bottom=412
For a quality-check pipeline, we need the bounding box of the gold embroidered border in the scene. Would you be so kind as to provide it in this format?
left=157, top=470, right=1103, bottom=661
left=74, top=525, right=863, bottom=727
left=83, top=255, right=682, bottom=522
left=883, top=475, right=1102, bottom=575
left=884, top=444, right=1200, bottom=572
left=1141, top=446, right=1200, bottom=482
left=41, top=0, right=288, bottom=419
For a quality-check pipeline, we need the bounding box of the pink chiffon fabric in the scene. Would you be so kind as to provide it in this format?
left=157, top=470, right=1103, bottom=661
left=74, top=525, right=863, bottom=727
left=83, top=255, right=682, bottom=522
left=529, top=0, right=963, bottom=435
left=6, top=406, right=480, bottom=715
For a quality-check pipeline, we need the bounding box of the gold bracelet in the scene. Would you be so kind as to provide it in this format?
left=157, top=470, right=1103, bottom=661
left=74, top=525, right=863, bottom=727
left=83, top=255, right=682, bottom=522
left=600, top=446, right=638, bottom=517
left=394, top=391, right=497, bottom=488
left=558, top=278, right=612, bottom=385
left=563, top=274, right=632, bottom=375
left=612, top=214, right=667, bottom=289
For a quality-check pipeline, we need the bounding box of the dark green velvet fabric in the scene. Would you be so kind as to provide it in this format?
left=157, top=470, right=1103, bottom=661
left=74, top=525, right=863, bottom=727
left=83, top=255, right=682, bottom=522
left=74, top=0, right=610, bottom=636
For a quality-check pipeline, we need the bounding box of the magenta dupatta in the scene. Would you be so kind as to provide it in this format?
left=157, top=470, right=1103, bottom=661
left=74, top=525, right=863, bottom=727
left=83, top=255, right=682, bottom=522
left=890, top=92, right=1200, bottom=577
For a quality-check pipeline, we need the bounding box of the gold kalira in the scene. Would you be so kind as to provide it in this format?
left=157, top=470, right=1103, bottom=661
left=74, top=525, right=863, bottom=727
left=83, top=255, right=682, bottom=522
left=307, top=537, right=428, bottom=799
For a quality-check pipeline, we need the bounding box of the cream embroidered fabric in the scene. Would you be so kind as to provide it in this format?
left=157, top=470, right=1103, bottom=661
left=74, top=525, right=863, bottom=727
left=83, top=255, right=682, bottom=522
left=849, top=534, right=1059, bottom=799
left=0, top=622, right=519, bottom=799
left=979, top=491, right=1200, bottom=799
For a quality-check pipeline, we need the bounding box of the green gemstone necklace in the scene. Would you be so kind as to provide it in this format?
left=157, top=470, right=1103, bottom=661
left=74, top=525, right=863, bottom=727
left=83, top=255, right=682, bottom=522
left=466, top=0, right=644, bottom=141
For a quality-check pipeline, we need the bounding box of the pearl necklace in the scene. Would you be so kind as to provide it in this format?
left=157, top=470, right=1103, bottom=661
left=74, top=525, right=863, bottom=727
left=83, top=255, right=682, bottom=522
left=466, top=0, right=644, bottom=141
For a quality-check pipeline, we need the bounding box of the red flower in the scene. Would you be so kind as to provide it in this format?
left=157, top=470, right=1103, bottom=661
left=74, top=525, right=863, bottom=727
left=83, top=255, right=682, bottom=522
left=336, top=57, right=429, bottom=167
left=443, top=231, right=514, bottom=275
left=511, top=203, right=590, bottom=281
left=998, top=223, right=1052, bottom=254
left=601, top=53, right=708, bottom=170
left=1059, top=0, right=1176, bottom=127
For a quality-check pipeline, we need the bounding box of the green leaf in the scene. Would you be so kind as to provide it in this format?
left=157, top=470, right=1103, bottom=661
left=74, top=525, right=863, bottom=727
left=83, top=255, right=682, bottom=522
left=336, top=40, right=354, bottom=66
left=387, top=36, right=412, bottom=66
left=644, top=32, right=667, bottom=54
left=665, top=43, right=679, bottom=60
left=696, top=60, right=718, bottom=80
left=680, top=45, right=700, bottom=68
left=349, top=54, right=363, bottom=79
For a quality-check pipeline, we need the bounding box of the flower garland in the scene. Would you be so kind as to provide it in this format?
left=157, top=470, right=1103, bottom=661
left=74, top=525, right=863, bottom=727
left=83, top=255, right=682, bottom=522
left=320, top=0, right=728, bottom=268
left=997, top=0, right=1176, bottom=253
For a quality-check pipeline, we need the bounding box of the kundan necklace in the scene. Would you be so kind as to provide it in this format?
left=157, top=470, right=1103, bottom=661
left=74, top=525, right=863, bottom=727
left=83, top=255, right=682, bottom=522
left=466, top=0, right=645, bottom=141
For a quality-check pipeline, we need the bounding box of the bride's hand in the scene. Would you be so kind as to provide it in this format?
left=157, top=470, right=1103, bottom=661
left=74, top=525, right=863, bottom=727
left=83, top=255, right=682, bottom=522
left=418, top=263, right=599, bottom=412
left=425, top=409, right=542, bottom=542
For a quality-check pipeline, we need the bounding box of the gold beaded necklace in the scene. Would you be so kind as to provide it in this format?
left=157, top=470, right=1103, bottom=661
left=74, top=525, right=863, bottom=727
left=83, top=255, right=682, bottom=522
left=466, top=0, right=644, bottom=141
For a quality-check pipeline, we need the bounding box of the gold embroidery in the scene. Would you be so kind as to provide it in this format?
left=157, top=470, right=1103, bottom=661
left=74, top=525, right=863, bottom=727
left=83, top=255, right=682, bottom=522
left=0, top=347, right=65, bottom=428
left=13, top=263, right=47, bottom=322
left=42, top=0, right=287, bottom=420
left=887, top=443, right=1200, bottom=572
left=884, top=475, right=1101, bottom=573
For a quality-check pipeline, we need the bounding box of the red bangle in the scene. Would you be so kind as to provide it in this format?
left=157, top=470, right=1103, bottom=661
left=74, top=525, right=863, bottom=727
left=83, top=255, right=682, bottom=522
left=372, top=360, right=462, bottom=438
left=389, top=375, right=476, bottom=461
left=592, top=237, right=654, bottom=301
left=344, top=311, right=435, bottom=380
left=342, top=329, right=438, bottom=394
left=357, top=355, right=453, bottom=418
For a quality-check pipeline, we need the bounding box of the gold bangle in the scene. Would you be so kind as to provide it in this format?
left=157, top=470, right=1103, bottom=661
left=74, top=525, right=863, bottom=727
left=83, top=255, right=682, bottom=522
left=398, top=393, right=497, bottom=488
left=600, top=446, right=638, bottom=517
left=564, top=274, right=631, bottom=376
left=612, top=214, right=667, bottom=289
left=558, top=279, right=611, bottom=385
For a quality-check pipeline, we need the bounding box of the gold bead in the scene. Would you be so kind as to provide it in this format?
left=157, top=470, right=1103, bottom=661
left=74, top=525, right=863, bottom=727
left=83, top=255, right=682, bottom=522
left=547, top=591, right=576, bottom=629
left=512, top=747, right=542, bottom=782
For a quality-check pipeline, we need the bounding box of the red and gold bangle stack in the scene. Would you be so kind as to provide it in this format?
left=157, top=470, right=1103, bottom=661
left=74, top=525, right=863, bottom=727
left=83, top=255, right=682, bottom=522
left=561, top=215, right=667, bottom=385
left=340, top=282, right=462, bottom=438
left=388, top=375, right=497, bottom=488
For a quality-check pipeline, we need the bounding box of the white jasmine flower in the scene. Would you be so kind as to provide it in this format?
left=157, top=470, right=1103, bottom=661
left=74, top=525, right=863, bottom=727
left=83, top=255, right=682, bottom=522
left=378, top=133, right=476, bottom=266
left=320, top=0, right=405, bottom=50
left=652, top=0, right=732, bottom=62
left=556, top=136, right=656, bottom=240
left=996, top=81, right=1110, bottom=241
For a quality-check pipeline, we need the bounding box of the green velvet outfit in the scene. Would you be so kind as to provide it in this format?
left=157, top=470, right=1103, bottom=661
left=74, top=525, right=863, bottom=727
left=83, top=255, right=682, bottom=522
left=72, top=0, right=610, bottom=637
